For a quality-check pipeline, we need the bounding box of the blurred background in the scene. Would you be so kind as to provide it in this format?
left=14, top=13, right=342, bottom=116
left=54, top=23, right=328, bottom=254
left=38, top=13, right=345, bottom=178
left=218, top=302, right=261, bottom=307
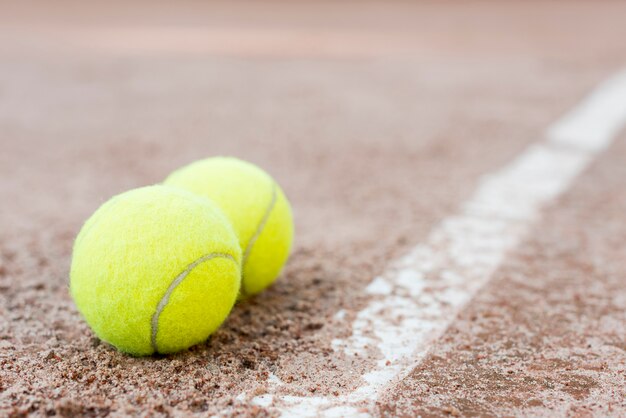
left=3, top=1, right=626, bottom=242
left=2, top=2, right=626, bottom=416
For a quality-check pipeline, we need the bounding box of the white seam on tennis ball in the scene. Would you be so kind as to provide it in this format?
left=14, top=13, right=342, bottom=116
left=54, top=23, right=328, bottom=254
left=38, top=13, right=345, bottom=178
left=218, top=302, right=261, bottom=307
left=240, top=181, right=278, bottom=295
left=150, top=252, right=237, bottom=354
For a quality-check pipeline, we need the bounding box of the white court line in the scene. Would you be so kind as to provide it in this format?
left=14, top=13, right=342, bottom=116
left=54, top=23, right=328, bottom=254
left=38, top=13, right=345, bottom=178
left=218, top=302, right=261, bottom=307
left=249, top=69, right=626, bottom=417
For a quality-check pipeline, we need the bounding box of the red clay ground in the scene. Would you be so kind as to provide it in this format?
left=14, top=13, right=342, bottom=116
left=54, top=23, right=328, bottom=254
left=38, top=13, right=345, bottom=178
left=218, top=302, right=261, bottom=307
left=1, top=1, right=625, bottom=417
left=380, top=132, right=626, bottom=417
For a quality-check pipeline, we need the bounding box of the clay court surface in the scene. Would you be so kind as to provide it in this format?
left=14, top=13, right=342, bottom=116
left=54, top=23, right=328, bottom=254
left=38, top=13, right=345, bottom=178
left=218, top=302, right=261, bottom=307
left=1, top=1, right=626, bottom=417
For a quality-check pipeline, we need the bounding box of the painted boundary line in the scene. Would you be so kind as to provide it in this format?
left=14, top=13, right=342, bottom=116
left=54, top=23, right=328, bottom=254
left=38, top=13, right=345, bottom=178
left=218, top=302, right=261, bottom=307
left=249, top=70, right=626, bottom=417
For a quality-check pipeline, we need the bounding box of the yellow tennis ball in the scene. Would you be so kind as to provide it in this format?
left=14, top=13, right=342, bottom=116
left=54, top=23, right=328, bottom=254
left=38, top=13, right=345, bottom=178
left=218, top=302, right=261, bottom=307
left=164, top=157, right=294, bottom=297
left=70, top=185, right=241, bottom=356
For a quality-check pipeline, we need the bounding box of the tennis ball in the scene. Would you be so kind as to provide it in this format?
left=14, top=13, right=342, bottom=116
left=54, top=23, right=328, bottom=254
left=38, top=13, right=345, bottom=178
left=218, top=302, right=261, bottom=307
left=70, top=185, right=241, bottom=356
left=164, top=157, right=294, bottom=297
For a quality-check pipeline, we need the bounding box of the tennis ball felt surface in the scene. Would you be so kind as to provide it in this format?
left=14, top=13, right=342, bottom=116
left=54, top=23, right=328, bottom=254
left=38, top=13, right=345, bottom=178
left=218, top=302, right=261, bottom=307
left=164, top=157, right=294, bottom=297
left=70, top=185, right=242, bottom=356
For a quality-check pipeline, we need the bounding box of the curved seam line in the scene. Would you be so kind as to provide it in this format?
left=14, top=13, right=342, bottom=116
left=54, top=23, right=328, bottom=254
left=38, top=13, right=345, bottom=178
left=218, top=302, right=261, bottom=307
left=150, top=252, right=237, bottom=353
left=240, top=182, right=278, bottom=295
